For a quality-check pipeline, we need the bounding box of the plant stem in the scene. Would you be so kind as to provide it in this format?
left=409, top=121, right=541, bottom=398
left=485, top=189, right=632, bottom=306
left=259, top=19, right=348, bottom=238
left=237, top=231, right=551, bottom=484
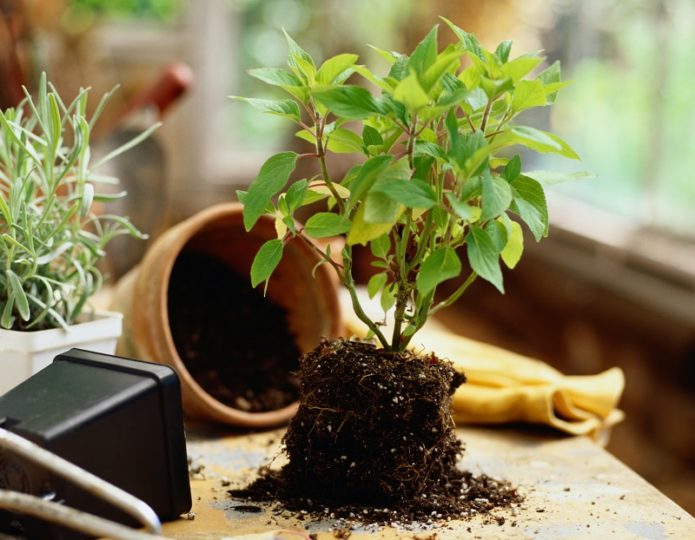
left=296, top=231, right=344, bottom=274
left=399, top=290, right=434, bottom=351
left=463, top=109, right=476, bottom=132
left=314, top=114, right=345, bottom=215
left=429, top=271, right=477, bottom=315
left=342, top=255, right=390, bottom=349
left=390, top=282, right=409, bottom=352
left=480, top=100, right=493, bottom=133
left=406, top=114, right=417, bottom=170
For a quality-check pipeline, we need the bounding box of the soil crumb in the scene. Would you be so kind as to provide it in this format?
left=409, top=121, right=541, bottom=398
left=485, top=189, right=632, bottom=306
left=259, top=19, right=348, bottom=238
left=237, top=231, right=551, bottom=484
left=168, top=251, right=300, bottom=412
left=229, top=340, right=521, bottom=525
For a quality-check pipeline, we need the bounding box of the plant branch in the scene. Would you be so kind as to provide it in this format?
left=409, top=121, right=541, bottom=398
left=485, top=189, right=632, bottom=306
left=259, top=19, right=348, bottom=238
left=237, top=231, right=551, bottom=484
left=463, top=109, right=476, bottom=132
left=313, top=114, right=345, bottom=214
left=342, top=256, right=390, bottom=349
left=296, top=231, right=344, bottom=274
left=480, top=100, right=493, bottom=133
left=429, top=271, right=477, bottom=315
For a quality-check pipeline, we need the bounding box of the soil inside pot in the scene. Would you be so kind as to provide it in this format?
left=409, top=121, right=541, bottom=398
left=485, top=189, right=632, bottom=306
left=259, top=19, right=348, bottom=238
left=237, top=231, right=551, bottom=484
left=167, top=251, right=300, bottom=412
left=230, top=339, right=521, bottom=525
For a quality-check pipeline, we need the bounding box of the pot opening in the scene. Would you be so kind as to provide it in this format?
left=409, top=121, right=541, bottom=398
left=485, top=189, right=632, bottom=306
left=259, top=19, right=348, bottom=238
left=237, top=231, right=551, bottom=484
left=166, top=235, right=301, bottom=413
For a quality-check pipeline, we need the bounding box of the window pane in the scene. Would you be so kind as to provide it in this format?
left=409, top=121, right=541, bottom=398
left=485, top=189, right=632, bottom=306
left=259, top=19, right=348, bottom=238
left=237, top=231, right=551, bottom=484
left=537, top=0, right=695, bottom=237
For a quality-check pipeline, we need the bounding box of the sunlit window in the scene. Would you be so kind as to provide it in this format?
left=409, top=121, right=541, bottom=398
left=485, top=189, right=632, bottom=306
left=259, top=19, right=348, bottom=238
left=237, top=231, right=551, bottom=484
left=536, top=0, right=695, bottom=238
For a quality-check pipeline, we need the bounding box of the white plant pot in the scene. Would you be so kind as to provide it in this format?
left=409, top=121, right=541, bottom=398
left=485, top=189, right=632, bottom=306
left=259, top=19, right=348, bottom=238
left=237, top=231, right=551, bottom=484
left=0, top=311, right=123, bottom=396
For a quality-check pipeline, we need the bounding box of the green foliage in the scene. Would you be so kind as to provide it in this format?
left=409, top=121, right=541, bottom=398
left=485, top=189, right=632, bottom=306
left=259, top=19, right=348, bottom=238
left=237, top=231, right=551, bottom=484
left=0, top=74, right=149, bottom=331
left=236, top=21, right=586, bottom=351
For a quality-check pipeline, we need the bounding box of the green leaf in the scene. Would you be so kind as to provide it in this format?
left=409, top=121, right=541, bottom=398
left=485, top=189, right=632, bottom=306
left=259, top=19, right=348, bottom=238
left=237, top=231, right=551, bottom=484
left=440, top=16, right=484, bottom=60
left=523, top=170, right=595, bottom=186
left=347, top=204, right=399, bottom=246
left=47, top=93, right=62, bottom=153
left=380, top=284, right=396, bottom=312
left=368, top=44, right=402, bottom=65
left=484, top=220, right=508, bottom=252
left=537, top=60, right=561, bottom=103
left=480, top=75, right=514, bottom=99
left=364, top=190, right=402, bottom=223
left=393, top=70, right=430, bottom=111
left=465, top=87, right=488, bottom=110
left=441, top=72, right=465, bottom=93
left=436, top=87, right=470, bottom=108
left=326, top=127, right=364, bottom=154
left=35, top=242, right=73, bottom=265
left=415, top=140, right=447, bottom=161
left=453, top=131, right=486, bottom=171
left=304, top=212, right=351, bottom=238
left=283, top=29, right=316, bottom=83
left=510, top=176, right=548, bottom=241
left=348, top=155, right=393, bottom=210
left=362, top=125, right=384, bottom=148
left=497, top=126, right=580, bottom=159
left=317, top=53, right=359, bottom=84
left=1, top=296, right=15, bottom=329
left=370, top=234, right=391, bottom=258
left=467, top=226, right=504, bottom=293
left=445, top=108, right=460, bottom=147
left=372, top=179, right=437, bottom=209
left=247, top=67, right=302, bottom=87
left=312, top=85, right=382, bottom=119
left=230, top=96, right=301, bottom=123
left=500, top=219, right=524, bottom=269
left=6, top=270, right=30, bottom=321
left=285, top=179, right=309, bottom=212
left=501, top=54, right=542, bottom=82
left=495, top=40, right=512, bottom=63
left=416, top=247, right=461, bottom=295
left=243, top=152, right=298, bottom=231
left=248, top=67, right=308, bottom=102
left=353, top=65, right=394, bottom=92
left=367, top=272, right=388, bottom=299
left=502, top=155, right=522, bottom=182
left=512, top=79, right=546, bottom=112
left=431, top=206, right=449, bottom=230
left=460, top=176, right=482, bottom=201
left=421, top=45, right=462, bottom=92
left=481, top=172, right=512, bottom=220
left=388, top=56, right=409, bottom=81
left=446, top=193, right=481, bottom=222
left=407, top=25, right=438, bottom=77
left=251, top=239, right=284, bottom=290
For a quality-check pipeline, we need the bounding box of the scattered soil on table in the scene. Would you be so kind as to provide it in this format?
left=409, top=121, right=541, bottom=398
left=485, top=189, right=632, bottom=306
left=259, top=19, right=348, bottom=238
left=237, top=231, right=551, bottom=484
left=168, top=251, right=300, bottom=412
left=229, top=339, right=521, bottom=525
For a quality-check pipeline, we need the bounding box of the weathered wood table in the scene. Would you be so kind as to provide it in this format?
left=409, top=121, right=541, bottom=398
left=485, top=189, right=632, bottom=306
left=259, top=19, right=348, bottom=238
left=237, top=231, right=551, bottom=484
left=162, top=425, right=694, bottom=539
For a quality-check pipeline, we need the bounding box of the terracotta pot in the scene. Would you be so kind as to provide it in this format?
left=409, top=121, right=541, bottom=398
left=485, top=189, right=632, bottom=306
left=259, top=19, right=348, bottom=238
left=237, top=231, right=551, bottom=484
left=112, top=203, right=341, bottom=428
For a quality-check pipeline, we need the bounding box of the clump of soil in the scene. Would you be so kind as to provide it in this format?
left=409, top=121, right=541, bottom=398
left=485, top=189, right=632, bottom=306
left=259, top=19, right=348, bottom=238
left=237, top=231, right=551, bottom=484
left=230, top=339, right=521, bottom=524
left=168, top=251, right=300, bottom=412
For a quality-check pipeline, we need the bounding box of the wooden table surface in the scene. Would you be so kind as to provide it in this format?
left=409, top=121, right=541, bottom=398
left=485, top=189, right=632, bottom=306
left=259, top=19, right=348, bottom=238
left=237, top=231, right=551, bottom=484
left=162, top=425, right=694, bottom=539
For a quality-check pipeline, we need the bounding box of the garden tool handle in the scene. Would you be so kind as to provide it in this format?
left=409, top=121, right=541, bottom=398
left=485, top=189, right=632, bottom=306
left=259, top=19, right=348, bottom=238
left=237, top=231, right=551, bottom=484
left=117, top=62, right=194, bottom=122
left=0, top=426, right=162, bottom=535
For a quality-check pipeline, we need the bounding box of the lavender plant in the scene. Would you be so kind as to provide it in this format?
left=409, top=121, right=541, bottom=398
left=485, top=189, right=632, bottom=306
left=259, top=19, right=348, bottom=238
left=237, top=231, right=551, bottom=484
left=0, top=74, right=156, bottom=330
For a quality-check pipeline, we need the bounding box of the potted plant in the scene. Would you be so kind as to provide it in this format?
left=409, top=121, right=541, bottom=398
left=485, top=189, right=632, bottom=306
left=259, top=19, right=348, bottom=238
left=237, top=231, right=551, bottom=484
left=0, top=74, right=152, bottom=395
left=234, top=20, right=584, bottom=521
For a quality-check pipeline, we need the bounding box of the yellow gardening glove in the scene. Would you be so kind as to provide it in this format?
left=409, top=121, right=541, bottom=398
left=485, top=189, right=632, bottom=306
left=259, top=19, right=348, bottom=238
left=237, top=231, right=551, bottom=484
left=340, top=289, right=625, bottom=438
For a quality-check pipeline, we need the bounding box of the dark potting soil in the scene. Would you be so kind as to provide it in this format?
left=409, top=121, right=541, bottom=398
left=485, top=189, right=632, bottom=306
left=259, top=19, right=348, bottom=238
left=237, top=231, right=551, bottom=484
left=229, top=340, right=521, bottom=526
left=167, top=251, right=300, bottom=412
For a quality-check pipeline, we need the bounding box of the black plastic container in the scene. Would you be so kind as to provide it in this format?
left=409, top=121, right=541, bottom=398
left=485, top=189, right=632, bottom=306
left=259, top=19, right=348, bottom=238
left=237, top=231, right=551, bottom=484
left=0, top=348, right=191, bottom=531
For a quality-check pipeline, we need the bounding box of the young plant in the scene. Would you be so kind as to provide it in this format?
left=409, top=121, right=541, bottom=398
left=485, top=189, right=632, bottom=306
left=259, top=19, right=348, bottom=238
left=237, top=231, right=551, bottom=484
left=0, top=74, right=157, bottom=331
left=236, top=20, right=586, bottom=352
